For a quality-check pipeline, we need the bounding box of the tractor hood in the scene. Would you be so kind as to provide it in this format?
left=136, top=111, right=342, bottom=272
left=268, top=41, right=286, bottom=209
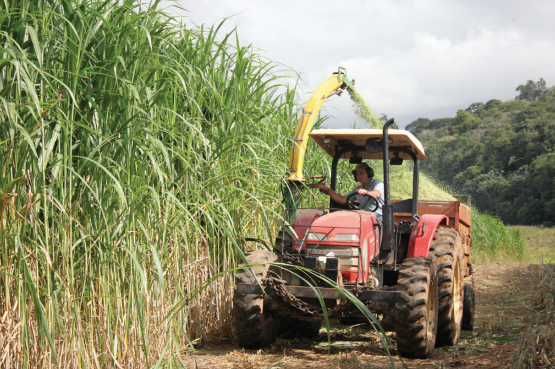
left=311, top=210, right=371, bottom=229
left=302, top=210, right=378, bottom=245
left=295, top=210, right=381, bottom=283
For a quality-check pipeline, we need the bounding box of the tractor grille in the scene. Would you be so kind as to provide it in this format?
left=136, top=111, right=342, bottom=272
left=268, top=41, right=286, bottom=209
left=305, top=245, right=359, bottom=271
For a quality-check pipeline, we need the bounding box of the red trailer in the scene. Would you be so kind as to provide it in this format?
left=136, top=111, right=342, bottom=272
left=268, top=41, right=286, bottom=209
left=393, top=200, right=472, bottom=276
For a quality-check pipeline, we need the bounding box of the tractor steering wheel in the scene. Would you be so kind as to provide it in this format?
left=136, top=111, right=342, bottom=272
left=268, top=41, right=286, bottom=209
left=346, top=192, right=379, bottom=212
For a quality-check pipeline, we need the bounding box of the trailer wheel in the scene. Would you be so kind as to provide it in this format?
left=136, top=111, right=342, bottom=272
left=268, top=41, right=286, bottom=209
left=461, top=283, right=475, bottom=331
left=429, top=228, right=464, bottom=346
left=232, top=250, right=280, bottom=349
left=395, top=257, right=438, bottom=359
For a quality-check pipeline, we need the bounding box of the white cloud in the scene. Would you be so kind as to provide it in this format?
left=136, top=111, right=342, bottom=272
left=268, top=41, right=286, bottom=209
left=164, top=0, right=555, bottom=127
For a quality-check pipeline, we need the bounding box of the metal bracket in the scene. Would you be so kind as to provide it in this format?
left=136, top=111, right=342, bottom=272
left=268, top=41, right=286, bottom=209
left=342, top=77, right=356, bottom=91
left=337, top=66, right=346, bottom=83
left=337, top=66, right=355, bottom=91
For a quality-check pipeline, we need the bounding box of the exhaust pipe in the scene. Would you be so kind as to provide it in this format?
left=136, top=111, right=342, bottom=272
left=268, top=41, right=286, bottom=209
left=382, top=118, right=395, bottom=251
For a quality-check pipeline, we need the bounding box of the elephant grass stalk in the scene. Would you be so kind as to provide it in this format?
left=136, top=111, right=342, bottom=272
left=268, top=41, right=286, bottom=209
left=0, top=0, right=300, bottom=367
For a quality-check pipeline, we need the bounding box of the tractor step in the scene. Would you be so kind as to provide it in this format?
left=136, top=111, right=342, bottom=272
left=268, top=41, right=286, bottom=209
left=236, top=283, right=401, bottom=303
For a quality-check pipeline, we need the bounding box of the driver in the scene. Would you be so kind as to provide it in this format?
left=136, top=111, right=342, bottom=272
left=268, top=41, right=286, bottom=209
left=319, top=163, right=384, bottom=221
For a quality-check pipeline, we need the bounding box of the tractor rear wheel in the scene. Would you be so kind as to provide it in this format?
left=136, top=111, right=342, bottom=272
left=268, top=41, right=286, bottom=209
left=395, top=257, right=438, bottom=359
left=232, top=250, right=280, bottom=349
left=429, top=228, right=464, bottom=346
left=462, top=283, right=475, bottom=331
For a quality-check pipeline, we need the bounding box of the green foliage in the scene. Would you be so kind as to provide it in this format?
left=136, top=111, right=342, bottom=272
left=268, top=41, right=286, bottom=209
left=0, top=0, right=305, bottom=366
left=465, top=102, right=484, bottom=115
left=407, top=79, right=555, bottom=226
left=510, top=225, right=555, bottom=263
left=450, top=109, right=477, bottom=135
left=472, top=211, right=526, bottom=264
left=516, top=78, right=547, bottom=101
left=405, top=117, right=453, bottom=135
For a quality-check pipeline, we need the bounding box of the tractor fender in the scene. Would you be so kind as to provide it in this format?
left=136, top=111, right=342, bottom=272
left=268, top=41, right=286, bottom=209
left=407, top=214, right=449, bottom=258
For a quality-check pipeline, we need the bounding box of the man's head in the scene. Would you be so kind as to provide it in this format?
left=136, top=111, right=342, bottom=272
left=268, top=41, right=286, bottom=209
left=352, top=163, right=374, bottom=183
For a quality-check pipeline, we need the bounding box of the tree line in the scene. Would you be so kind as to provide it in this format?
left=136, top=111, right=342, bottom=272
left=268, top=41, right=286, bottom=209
left=406, top=79, right=555, bottom=226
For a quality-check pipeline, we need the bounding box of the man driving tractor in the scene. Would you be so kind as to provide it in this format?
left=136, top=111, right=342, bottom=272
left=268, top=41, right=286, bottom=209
left=319, top=162, right=384, bottom=221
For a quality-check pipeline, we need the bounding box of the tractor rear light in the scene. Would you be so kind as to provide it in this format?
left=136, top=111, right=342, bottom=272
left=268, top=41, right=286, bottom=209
left=334, top=233, right=360, bottom=241
left=306, top=232, right=327, bottom=241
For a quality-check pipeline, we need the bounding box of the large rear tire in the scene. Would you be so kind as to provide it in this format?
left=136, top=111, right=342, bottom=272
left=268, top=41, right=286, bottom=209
left=429, top=228, right=464, bottom=346
left=395, top=257, right=438, bottom=359
left=232, top=250, right=280, bottom=349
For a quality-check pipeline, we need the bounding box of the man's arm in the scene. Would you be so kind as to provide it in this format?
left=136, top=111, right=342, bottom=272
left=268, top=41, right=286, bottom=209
left=355, top=187, right=382, bottom=199
left=319, top=185, right=348, bottom=204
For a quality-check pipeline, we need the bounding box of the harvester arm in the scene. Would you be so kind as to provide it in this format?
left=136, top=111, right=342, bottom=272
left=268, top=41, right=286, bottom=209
left=287, top=69, right=355, bottom=181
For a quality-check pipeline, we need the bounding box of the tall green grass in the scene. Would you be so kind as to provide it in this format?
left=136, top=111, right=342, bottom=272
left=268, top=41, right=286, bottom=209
left=471, top=211, right=526, bottom=264
left=509, top=225, right=555, bottom=264
left=0, top=0, right=302, bottom=367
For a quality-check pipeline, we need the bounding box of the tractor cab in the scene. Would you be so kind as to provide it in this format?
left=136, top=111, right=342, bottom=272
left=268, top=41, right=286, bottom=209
left=309, top=126, right=426, bottom=216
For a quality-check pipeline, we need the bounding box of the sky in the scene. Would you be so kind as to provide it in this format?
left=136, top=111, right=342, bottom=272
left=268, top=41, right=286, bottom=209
left=162, top=0, right=555, bottom=129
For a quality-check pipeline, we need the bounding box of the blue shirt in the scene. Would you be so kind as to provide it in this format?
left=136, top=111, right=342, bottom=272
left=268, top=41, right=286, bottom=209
left=346, top=178, right=385, bottom=217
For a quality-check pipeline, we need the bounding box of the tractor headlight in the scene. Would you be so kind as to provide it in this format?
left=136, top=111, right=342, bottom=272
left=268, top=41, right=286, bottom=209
left=334, top=233, right=360, bottom=241
left=306, top=232, right=327, bottom=241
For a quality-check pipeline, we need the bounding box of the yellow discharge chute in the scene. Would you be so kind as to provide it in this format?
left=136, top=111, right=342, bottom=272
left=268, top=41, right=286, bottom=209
left=287, top=70, right=355, bottom=181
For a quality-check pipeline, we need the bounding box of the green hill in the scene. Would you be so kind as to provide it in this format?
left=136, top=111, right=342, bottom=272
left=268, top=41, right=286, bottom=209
left=406, top=80, right=555, bottom=226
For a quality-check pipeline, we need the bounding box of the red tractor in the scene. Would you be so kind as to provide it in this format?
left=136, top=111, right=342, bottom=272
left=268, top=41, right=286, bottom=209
left=232, top=71, right=475, bottom=358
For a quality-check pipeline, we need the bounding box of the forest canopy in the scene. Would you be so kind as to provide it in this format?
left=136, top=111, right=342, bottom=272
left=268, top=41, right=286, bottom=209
left=406, top=79, right=555, bottom=226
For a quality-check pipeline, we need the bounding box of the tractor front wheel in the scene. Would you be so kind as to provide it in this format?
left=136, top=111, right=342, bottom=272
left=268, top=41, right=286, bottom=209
left=232, top=250, right=280, bottom=349
left=395, top=257, right=438, bottom=359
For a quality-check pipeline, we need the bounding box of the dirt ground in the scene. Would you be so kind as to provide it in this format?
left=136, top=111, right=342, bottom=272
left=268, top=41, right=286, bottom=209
left=182, top=263, right=540, bottom=368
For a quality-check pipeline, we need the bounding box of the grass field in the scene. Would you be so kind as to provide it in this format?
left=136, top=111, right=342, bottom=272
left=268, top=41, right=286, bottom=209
left=509, top=225, right=555, bottom=264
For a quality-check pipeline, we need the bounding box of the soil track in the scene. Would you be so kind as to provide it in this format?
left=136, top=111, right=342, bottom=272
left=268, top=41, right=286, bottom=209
left=183, top=263, right=539, bottom=368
